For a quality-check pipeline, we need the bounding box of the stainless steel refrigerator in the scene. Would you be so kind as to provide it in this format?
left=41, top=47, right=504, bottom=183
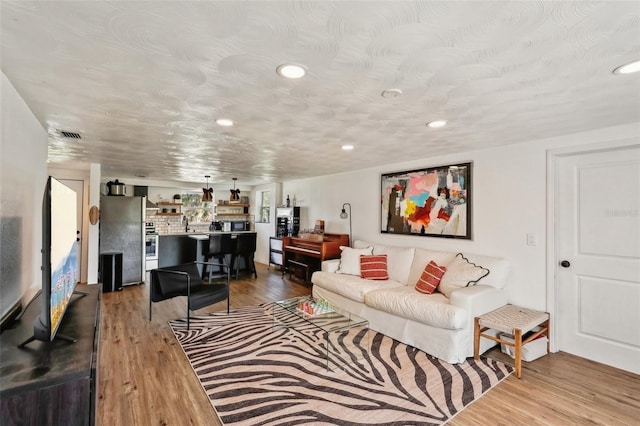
left=99, top=196, right=145, bottom=285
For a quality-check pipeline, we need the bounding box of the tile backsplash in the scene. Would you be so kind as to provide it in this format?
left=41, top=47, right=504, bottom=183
left=148, top=214, right=209, bottom=234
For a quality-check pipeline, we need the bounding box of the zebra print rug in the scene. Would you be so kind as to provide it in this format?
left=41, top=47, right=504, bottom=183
left=170, top=303, right=512, bottom=425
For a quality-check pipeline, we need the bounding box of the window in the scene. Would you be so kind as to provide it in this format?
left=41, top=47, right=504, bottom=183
left=257, top=191, right=270, bottom=223
left=181, top=192, right=213, bottom=224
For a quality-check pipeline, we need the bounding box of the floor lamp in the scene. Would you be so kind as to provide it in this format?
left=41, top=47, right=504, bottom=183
left=340, top=203, right=352, bottom=247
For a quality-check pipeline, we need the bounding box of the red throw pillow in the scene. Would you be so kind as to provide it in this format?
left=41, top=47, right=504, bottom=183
left=415, top=261, right=447, bottom=294
left=360, top=255, right=389, bottom=280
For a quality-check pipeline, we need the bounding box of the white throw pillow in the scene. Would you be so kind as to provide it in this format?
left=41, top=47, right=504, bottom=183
left=337, top=246, right=373, bottom=276
left=372, top=245, right=415, bottom=285
left=438, top=253, right=490, bottom=297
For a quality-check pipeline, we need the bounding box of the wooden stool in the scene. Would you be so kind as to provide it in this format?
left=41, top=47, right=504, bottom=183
left=474, top=304, right=550, bottom=379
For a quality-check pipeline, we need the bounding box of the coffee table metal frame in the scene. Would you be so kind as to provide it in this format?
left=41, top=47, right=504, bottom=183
left=273, top=295, right=369, bottom=371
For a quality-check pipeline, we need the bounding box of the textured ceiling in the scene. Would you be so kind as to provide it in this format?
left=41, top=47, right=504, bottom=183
left=2, top=1, right=639, bottom=187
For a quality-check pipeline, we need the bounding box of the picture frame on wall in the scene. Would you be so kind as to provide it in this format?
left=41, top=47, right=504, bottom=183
left=380, top=162, right=472, bottom=239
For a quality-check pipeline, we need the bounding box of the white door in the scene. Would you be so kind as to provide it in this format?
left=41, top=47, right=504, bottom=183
left=555, top=144, right=640, bottom=374
left=59, top=179, right=85, bottom=284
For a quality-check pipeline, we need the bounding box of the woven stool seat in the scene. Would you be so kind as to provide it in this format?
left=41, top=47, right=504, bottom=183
left=474, top=304, right=550, bottom=379
left=478, top=304, right=549, bottom=336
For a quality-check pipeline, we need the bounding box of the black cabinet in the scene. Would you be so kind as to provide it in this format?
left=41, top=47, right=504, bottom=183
left=100, top=251, right=123, bottom=292
left=0, top=284, right=101, bottom=425
left=158, top=235, right=197, bottom=268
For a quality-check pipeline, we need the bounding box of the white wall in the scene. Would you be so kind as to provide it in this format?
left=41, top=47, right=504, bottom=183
left=0, top=71, right=49, bottom=316
left=253, top=182, right=281, bottom=264
left=88, top=164, right=101, bottom=284
left=282, top=122, right=640, bottom=311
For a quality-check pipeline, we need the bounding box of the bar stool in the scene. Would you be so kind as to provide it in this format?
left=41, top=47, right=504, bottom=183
left=232, top=233, right=257, bottom=279
left=202, top=234, right=234, bottom=280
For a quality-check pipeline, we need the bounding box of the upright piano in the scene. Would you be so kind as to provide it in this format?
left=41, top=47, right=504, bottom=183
left=282, top=233, right=350, bottom=283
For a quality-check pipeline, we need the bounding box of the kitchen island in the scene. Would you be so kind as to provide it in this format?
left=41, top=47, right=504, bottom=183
left=158, top=232, right=257, bottom=277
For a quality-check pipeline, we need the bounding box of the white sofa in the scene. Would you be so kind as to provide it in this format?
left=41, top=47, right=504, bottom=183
left=311, top=240, right=510, bottom=364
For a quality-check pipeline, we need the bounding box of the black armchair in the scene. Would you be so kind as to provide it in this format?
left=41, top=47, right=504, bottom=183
left=149, top=261, right=230, bottom=329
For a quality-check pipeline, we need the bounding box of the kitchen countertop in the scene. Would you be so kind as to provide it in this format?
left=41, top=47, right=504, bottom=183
left=158, top=231, right=256, bottom=237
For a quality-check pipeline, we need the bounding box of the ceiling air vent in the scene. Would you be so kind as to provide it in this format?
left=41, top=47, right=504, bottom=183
left=60, top=131, right=81, bottom=139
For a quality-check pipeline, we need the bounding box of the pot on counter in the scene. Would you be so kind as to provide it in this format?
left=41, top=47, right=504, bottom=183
left=107, top=179, right=126, bottom=196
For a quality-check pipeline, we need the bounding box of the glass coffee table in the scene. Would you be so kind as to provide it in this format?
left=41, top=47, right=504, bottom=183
left=273, top=296, right=369, bottom=371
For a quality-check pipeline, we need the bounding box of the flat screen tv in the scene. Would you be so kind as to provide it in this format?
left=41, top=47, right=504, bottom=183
left=19, top=177, right=79, bottom=346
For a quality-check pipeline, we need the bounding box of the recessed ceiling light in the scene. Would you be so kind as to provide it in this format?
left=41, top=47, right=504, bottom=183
left=341, top=145, right=354, bottom=151
left=427, top=120, right=447, bottom=128
left=381, top=88, right=402, bottom=98
left=613, top=59, right=640, bottom=75
left=276, top=64, right=307, bottom=79
left=216, top=118, right=234, bottom=127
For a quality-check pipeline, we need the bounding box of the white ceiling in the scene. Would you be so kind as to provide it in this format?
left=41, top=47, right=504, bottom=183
left=2, top=1, right=639, bottom=188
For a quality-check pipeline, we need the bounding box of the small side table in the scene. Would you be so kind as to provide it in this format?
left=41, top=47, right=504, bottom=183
left=474, top=304, right=550, bottom=379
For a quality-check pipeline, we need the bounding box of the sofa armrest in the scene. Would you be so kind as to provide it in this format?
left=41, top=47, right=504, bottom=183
left=449, top=285, right=509, bottom=321
left=321, top=259, right=341, bottom=273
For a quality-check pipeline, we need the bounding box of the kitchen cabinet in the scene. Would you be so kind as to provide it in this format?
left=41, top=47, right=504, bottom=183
left=158, top=235, right=197, bottom=267
left=156, top=202, right=182, bottom=216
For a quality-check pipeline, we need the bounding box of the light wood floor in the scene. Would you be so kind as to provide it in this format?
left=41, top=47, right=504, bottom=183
left=98, top=263, right=640, bottom=425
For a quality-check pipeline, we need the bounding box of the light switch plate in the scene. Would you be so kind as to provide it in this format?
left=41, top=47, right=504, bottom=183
left=527, top=233, right=537, bottom=246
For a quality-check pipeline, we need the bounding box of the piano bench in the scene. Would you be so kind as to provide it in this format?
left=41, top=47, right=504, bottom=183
left=287, top=259, right=311, bottom=285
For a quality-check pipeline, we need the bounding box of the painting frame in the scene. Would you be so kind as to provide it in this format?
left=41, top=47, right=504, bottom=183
left=380, top=162, right=472, bottom=239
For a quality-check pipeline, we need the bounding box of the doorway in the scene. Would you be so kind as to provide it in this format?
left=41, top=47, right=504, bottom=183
left=550, top=142, right=639, bottom=374
left=59, top=179, right=86, bottom=284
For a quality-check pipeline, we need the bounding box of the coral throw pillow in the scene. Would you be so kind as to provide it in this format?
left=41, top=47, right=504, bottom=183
left=360, top=255, right=389, bottom=280
left=415, top=261, right=447, bottom=294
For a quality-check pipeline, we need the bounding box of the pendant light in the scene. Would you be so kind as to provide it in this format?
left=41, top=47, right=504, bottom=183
left=230, top=177, right=240, bottom=202
left=202, top=175, right=213, bottom=202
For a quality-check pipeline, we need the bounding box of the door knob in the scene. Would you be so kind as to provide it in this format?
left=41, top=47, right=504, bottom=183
left=560, top=260, right=571, bottom=268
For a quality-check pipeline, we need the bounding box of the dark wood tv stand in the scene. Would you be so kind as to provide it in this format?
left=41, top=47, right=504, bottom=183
left=0, top=284, right=101, bottom=425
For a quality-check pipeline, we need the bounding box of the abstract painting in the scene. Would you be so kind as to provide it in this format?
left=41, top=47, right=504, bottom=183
left=381, top=163, right=471, bottom=239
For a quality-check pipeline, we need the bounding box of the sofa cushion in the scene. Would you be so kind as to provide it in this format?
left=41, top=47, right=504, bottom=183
left=337, top=246, right=373, bottom=276
left=360, top=255, right=388, bottom=280
left=354, top=240, right=416, bottom=285
left=372, top=244, right=415, bottom=285
left=408, top=249, right=457, bottom=287
left=364, top=286, right=467, bottom=330
left=353, top=240, right=375, bottom=250
left=312, top=271, right=403, bottom=303
left=438, top=253, right=490, bottom=297
left=458, top=253, right=510, bottom=290
left=415, top=261, right=447, bottom=294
